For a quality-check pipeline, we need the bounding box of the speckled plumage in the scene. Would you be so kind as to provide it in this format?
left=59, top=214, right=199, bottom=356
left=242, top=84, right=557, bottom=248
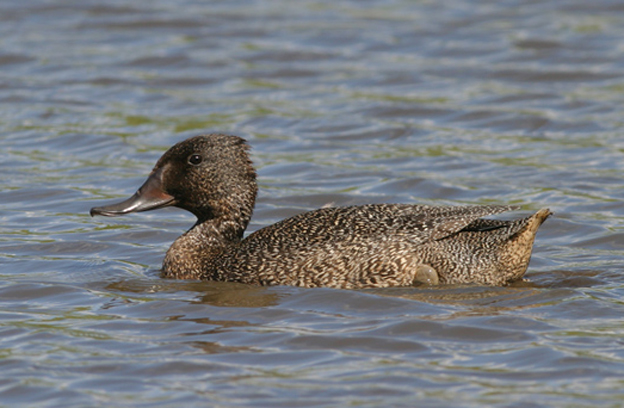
left=91, top=134, right=551, bottom=288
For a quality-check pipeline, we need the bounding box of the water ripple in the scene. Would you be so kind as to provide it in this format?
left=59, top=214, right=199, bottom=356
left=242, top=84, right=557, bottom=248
left=1, top=0, right=624, bottom=407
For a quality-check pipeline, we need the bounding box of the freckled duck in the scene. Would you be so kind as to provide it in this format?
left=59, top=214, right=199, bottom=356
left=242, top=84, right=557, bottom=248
left=90, top=134, right=551, bottom=288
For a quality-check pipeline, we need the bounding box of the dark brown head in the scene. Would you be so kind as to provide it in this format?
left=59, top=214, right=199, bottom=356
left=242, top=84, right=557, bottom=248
left=90, top=134, right=258, bottom=228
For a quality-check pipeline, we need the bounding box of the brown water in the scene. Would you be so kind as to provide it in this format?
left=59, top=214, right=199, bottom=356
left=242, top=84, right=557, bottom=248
left=1, top=0, right=624, bottom=406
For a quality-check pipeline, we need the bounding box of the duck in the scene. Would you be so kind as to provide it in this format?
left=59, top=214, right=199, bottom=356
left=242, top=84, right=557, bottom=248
left=90, top=134, right=551, bottom=288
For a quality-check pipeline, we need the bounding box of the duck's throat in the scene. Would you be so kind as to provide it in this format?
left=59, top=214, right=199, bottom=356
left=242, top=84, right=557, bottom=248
left=161, top=218, right=244, bottom=280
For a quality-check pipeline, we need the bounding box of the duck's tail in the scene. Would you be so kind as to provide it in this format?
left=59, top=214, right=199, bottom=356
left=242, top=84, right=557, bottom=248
left=523, top=208, right=552, bottom=235
left=501, top=208, right=552, bottom=282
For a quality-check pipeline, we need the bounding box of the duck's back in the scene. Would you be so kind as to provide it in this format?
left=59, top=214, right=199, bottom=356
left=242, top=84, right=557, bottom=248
left=205, top=204, right=549, bottom=288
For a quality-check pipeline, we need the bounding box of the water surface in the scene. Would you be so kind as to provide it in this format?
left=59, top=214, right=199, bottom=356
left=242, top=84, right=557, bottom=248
left=1, top=0, right=624, bottom=406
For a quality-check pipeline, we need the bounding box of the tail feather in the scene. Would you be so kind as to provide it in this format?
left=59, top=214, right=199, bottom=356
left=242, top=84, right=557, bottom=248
left=516, top=208, right=552, bottom=238
left=500, top=208, right=551, bottom=282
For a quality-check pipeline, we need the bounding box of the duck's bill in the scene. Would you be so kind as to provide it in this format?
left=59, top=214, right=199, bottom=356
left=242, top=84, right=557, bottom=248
left=90, top=168, right=175, bottom=217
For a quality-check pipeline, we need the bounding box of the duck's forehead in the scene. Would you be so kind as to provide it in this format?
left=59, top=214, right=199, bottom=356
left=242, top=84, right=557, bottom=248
left=160, top=137, right=206, bottom=160
left=170, top=139, right=199, bottom=155
left=154, top=134, right=244, bottom=168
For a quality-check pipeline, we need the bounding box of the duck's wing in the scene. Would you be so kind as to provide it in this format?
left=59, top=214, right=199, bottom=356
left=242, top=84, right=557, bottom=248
left=385, top=204, right=520, bottom=241
left=244, top=203, right=520, bottom=248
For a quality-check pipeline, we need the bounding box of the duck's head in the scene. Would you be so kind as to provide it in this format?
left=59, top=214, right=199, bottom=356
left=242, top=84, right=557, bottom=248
left=90, top=134, right=258, bottom=224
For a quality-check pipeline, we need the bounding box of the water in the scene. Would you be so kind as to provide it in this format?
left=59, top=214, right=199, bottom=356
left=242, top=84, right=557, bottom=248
left=1, top=0, right=624, bottom=406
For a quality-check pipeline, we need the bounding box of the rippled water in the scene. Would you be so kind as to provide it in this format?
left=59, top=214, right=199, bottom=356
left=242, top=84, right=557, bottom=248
left=1, top=0, right=624, bottom=406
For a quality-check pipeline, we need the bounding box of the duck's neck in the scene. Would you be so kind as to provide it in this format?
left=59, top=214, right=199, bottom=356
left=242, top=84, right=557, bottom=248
left=161, top=169, right=257, bottom=280
left=161, top=215, right=247, bottom=280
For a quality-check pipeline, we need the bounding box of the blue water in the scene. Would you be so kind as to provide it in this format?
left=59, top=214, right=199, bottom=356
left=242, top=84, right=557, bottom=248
left=1, top=0, right=624, bottom=406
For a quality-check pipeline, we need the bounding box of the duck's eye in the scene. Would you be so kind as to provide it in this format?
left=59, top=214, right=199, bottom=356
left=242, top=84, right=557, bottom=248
left=188, top=154, right=203, bottom=166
